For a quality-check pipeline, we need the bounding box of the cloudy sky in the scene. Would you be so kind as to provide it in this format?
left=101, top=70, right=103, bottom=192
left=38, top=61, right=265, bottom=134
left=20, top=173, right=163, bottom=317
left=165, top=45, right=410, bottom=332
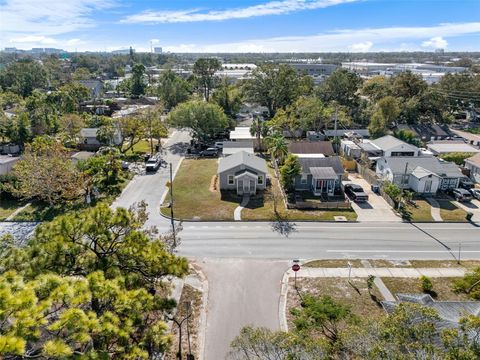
left=1, top=0, right=479, bottom=52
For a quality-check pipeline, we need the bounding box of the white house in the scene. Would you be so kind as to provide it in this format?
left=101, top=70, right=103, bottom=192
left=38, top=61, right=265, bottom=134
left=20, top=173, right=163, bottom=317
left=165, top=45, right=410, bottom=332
left=222, top=140, right=254, bottom=157
left=376, top=156, right=464, bottom=193
left=218, top=151, right=267, bottom=195
left=370, top=135, right=421, bottom=157
left=0, top=155, right=20, bottom=175
left=426, top=141, right=480, bottom=156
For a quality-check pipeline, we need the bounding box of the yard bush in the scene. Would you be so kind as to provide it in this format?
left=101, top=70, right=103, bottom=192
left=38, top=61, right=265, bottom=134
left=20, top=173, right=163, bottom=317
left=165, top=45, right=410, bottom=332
left=280, top=154, right=301, bottom=192
left=382, top=182, right=402, bottom=203
left=420, top=275, right=433, bottom=293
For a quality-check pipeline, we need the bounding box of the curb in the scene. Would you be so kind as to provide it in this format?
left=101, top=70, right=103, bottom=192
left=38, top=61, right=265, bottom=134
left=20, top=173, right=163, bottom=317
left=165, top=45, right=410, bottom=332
left=190, top=263, right=209, bottom=360
left=278, top=268, right=290, bottom=332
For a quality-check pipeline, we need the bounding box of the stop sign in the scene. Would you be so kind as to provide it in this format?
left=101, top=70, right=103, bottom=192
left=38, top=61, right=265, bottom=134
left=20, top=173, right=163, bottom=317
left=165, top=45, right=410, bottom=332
left=292, top=264, right=300, bottom=272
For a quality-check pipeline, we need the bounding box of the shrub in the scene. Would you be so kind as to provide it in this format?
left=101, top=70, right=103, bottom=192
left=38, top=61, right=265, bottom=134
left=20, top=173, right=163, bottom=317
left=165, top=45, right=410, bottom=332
left=420, top=276, right=433, bottom=293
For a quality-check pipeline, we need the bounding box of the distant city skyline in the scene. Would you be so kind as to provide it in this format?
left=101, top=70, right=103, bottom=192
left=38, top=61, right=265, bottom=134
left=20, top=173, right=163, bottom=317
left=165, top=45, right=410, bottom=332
left=1, top=0, right=479, bottom=53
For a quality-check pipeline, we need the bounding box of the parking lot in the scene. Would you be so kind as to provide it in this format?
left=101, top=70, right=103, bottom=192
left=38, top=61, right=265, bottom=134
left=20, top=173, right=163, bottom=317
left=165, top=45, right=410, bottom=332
left=343, top=173, right=400, bottom=222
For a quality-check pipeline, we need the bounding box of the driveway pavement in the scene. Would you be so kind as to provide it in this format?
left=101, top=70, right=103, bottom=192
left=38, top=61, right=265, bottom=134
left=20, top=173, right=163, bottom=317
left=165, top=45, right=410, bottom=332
left=199, top=259, right=289, bottom=359
left=343, top=173, right=400, bottom=222
left=453, top=199, right=480, bottom=223
left=112, top=130, right=191, bottom=230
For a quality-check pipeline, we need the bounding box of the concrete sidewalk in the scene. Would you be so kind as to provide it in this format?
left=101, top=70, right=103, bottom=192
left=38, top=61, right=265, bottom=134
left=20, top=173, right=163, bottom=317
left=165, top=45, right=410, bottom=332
left=286, top=267, right=466, bottom=278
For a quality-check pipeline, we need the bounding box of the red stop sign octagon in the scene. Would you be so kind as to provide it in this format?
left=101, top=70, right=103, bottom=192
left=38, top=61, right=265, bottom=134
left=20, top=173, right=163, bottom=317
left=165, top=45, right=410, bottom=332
left=292, top=264, right=300, bottom=272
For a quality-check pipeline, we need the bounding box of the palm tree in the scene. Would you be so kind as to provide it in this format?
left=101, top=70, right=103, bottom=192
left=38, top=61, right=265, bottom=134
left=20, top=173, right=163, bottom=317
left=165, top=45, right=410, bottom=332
left=250, top=116, right=268, bottom=152
left=265, top=133, right=288, bottom=167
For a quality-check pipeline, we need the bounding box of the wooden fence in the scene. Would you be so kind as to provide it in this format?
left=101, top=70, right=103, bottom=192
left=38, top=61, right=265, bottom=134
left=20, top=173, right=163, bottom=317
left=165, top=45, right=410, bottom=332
left=356, top=162, right=378, bottom=185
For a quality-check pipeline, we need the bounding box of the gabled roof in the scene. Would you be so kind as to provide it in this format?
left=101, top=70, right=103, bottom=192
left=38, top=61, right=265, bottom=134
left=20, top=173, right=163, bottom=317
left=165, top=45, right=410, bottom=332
left=298, top=156, right=344, bottom=175
left=427, top=142, right=480, bottom=154
left=218, top=151, right=267, bottom=174
left=288, top=141, right=334, bottom=156
left=411, top=166, right=440, bottom=179
left=382, top=156, right=463, bottom=178
left=371, top=135, right=419, bottom=152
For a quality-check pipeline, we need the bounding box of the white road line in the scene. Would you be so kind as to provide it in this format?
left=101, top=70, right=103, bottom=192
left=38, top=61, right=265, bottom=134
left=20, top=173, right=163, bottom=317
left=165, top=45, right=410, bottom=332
left=327, top=250, right=480, bottom=253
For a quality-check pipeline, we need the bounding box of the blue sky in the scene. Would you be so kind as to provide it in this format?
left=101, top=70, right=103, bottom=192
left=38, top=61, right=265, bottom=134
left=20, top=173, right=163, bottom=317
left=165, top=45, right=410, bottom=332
left=1, top=0, right=480, bottom=52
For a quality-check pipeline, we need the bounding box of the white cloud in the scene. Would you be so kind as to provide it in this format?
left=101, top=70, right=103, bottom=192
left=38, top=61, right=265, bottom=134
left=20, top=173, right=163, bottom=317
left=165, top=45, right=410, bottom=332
left=162, top=22, right=480, bottom=52
left=1, top=0, right=116, bottom=48
left=121, top=0, right=359, bottom=24
left=349, top=41, right=373, bottom=52
left=422, top=36, right=448, bottom=49
left=150, top=39, right=161, bottom=45
left=10, top=35, right=58, bottom=45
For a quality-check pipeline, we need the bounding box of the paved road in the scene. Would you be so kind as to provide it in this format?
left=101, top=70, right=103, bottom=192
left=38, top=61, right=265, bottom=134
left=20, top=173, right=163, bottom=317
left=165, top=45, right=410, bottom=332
left=178, top=222, right=480, bottom=261
left=199, top=259, right=288, bottom=359
left=112, top=130, right=190, bottom=229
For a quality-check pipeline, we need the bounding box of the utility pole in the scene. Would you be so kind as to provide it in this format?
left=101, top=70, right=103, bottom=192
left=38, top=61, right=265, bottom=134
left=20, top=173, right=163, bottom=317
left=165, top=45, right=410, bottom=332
left=333, top=106, right=338, bottom=154
left=167, top=302, right=192, bottom=360
left=169, top=162, right=176, bottom=247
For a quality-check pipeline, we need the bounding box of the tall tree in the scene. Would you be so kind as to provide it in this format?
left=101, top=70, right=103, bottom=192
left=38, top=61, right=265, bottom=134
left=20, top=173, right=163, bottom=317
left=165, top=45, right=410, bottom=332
left=0, top=60, right=47, bottom=97
left=317, top=68, right=363, bottom=112
left=8, top=137, right=84, bottom=206
left=279, top=154, right=301, bottom=192
left=193, top=58, right=221, bottom=101
left=130, top=63, right=147, bottom=97
left=243, top=64, right=305, bottom=118
left=265, top=133, right=288, bottom=166
left=142, top=106, right=168, bottom=153
left=156, top=69, right=191, bottom=110
left=168, top=100, right=229, bottom=143
left=212, top=77, right=242, bottom=118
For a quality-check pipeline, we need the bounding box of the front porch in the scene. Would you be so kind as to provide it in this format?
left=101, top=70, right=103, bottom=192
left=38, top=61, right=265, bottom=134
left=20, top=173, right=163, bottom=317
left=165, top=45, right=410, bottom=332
left=235, top=170, right=258, bottom=196
left=310, top=167, right=338, bottom=196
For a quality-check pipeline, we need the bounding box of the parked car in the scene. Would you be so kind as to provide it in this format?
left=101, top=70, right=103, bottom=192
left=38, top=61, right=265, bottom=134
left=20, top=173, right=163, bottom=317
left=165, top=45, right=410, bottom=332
left=199, top=148, right=219, bottom=157
left=470, top=188, right=480, bottom=200
left=459, top=177, right=475, bottom=190
left=451, top=188, right=473, bottom=202
left=214, top=142, right=224, bottom=149
left=145, top=155, right=161, bottom=172
left=344, top=183, right=369, bottom=202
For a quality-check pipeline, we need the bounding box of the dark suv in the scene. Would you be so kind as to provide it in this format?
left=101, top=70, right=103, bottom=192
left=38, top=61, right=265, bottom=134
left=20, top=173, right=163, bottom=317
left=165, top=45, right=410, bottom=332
left=451, top=188, right=473, bottom=202
left=344, top=183, right=369, bottom=202
left=459, top=177, right=474, bottom=190
left=199, top=148, right=219, bottom=157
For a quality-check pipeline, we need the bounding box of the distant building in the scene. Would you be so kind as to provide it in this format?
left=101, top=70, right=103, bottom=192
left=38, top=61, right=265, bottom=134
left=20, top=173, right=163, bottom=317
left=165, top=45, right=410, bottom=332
left=78, top=80, right=103, bottom=99
left=154, top=47, right=162, bottom=54
left=289, top=63, right=338, bottom=84
left=111, top=49, right=132, bottom=55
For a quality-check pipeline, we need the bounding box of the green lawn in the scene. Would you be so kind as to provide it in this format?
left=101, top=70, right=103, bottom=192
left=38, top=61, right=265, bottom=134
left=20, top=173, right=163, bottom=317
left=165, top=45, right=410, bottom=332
left=242, top=167, right=357, bottom=221
left=161, top=159, right=357, bottom=221
left=123, top=139, right=158, bottom=155
left=0, top=198, right=22, bottom=221
left=405, top=199, right=434, bottom=222
left=438, top=200, right=468, bottom=222
left=161, top=159, right=238, bottom=221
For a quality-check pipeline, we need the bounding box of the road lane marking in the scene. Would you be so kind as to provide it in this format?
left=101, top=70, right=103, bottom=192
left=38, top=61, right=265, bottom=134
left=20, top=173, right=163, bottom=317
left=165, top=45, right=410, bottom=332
left=327, top=250, right=480, bottom=253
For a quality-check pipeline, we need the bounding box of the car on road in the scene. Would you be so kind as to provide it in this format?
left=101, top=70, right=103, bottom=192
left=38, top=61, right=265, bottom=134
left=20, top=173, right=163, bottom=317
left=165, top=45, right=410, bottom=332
left=470, top=188, right=480, bottom=200
left=199, top=148, right=219, bottom=157
left=451, top=188, right=473, bottom=202
left=145, top=155, right=161, bottom=172
left=459, top=177, right=475, bottom=190
left=214, top=142, right=223, bottom=149
left=344, top=183, right=369, bottom=202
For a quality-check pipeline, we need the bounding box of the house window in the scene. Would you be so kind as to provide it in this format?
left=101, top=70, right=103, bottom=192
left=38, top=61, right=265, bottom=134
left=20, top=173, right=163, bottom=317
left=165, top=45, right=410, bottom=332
left=228, top=175, right=234, bottom=185
left=258, top=175, right=264, bottom=185
left=301, top=174, right=307, bottom=184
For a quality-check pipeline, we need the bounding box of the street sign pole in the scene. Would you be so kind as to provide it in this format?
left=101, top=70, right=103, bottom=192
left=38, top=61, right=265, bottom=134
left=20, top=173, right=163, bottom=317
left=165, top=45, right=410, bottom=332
left=292, top=260, right=301, bottom=289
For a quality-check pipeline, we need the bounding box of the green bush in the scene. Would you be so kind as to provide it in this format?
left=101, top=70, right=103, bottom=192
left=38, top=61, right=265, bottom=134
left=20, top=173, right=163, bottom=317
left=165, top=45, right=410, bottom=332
left=440, top=152, right=475, bottom=165
left=420, top=276, right=433, bottom=293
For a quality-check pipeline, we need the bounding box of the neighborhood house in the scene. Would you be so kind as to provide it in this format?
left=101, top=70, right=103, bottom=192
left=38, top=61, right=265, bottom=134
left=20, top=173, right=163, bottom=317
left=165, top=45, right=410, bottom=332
left=376, top=156, right=464, bottom=194
left=0, top=155, right=20, bottom=175
left=370, top=135, right=421, bottom=157
left=222, top=140, right=254, bottom=157
left=295, top=156, right=344, bottom=196
left=288, top=140, right=335, bottom=157
left=426, top=140, right=480, bottom=155
left=79, top=127, right=122, bottom=151
left=465, top=153, right=480, bottom=183
left=218, top=151, right=267, bottom=195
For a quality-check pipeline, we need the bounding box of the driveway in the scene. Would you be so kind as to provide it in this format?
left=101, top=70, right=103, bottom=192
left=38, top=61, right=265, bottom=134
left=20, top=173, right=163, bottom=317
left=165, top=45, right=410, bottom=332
left=453, top=199, right=480, bottom=223
left=199, top=259, right=289, bottom=359
left=112, top=130, right=191, bottom=231
left=343, top=173, right=400, bottom=222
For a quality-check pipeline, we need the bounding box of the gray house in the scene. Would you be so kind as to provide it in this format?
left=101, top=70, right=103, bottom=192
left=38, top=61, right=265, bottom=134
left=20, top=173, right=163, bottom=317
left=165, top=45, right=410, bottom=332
left=218, top=151, right=267, bottom=195
left=79, top=127, right=122, bottom=151
left=294, top=156, right=344, bottom=196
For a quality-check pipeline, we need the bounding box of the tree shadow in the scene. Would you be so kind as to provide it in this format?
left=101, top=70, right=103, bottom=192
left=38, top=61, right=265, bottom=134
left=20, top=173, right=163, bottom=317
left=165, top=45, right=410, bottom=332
left=270, top=212, right=297, bottom=237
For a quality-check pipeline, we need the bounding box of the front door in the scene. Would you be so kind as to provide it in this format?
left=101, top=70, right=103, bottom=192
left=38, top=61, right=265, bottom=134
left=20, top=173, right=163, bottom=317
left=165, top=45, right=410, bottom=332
left=424, top=179, right=432, bottom=193
left=237, top=180, right=243, bottom=195
left=244, top=180, right=250, bottom=194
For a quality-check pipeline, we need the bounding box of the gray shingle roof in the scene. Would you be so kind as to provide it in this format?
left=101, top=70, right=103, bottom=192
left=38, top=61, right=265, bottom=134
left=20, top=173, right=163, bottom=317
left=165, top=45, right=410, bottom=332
left=218, top=151, right=267, bottom=174
left=298, top=156, right=344, bottom=175
left=466, top=153, right=480, bottom=167
left=324, top=129, right=370, bottom=137
left=383, top=156, right=463, bottom=178
left=371, top=135, right=419, bottom=152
